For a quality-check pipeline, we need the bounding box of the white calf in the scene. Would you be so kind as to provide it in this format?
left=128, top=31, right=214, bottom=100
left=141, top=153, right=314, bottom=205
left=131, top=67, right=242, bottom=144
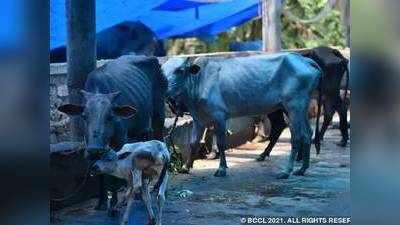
left=93, top=140, right=170, bottom=225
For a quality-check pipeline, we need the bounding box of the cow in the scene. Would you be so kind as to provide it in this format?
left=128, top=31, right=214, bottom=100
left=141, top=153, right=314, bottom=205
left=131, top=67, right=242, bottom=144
left=91, top=140, right=170, bottom=225
left=257, top=46, right=349, bottom=161
left=229, top=40, right=262, bottom=52
left=50, top=21, right=166, bottom=63
left=58, top=55, right=167, bottom=216
left=163, top=52, right=322, bottom=178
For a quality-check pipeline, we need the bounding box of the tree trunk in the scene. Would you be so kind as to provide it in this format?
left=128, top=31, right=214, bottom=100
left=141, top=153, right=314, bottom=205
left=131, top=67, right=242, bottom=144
left=340, top=0, right=350, bottom=47
left=262, top=0, right=283, bottom=52
left=66, top=0, right=96, bottom=141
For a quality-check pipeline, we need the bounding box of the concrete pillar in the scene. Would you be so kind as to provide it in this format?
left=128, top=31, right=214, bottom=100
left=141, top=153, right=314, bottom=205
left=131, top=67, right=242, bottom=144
left=65, top=0, right=96, bottom=141
left=262, top=0, right=283, bottom=52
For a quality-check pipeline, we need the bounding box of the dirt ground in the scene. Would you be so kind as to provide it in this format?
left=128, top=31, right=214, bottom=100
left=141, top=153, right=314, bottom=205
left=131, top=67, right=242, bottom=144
left=52, top=115, right=350, bottom=225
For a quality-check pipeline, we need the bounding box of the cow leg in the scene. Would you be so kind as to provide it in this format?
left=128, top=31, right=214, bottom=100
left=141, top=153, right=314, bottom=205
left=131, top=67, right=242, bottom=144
left=141, top=179, right=156, bottom=225
left=156, top=173, right=168, bottom=225
left=204, top=128, right=219, bottom=159
left=214, top=120, right=228, bottom=177
left=104, top=175, right=126, bottom=217
left=296, top=148, right=304, bottom=162
left=293, top=113, right=312, bottom=176
left=257, top=110, right=286, bottom=161
left=316, top=98, right=335, bottom=142
left=277, top=100, right=310, bottom=179
left=181, top=121, right=205, bottom=173
left=107, top=191, right=119, bottom=217
left=335, top=95, right=349, bottom=147
left=95, top=174, right=108, bottom=210
left=120, top=187, right=134, bottom=225
left=253, top=116, right=269, bottom=143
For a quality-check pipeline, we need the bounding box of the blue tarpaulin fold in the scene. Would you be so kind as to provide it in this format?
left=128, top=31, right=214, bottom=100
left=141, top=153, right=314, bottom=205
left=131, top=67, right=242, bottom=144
left=50, top=0, right=260, bottom=49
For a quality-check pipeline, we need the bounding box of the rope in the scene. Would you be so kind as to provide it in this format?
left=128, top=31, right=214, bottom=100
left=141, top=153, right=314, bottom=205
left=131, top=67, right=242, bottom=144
left=283, top=0, right=336, bottom=24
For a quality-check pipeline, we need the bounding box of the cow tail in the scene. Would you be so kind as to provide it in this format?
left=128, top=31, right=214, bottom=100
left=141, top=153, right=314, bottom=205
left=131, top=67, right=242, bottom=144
left=315, top=76, right=323, bottom=155
left=343, top=61, right=350, bottom=103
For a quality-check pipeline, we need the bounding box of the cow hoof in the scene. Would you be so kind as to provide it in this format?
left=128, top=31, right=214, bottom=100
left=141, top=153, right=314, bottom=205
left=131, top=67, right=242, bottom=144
left=276, top=172, right=290, bottom=179
left=256, top=155, right=266, bottom=161
left=293, top=169, right=306, bottom=176
left=94, top=202, right=107, bottom=211
left=214, top=168, right=227, bottom=177
left=180, top=165, right=191, bottom=174
left=107, top=209, right=119, bottom=217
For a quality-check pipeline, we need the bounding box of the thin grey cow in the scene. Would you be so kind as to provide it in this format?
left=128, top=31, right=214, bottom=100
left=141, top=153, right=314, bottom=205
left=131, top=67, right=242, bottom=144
left=163, top=53, right=321, bottom=178
left=91, top=140, right=170, bottom=225
left=58, top=55, right=167, bottom=214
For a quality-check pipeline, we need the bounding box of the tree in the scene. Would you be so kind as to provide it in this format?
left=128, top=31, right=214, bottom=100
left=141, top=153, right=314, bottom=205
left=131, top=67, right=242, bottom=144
left=167, top=0, right=346, bottom=55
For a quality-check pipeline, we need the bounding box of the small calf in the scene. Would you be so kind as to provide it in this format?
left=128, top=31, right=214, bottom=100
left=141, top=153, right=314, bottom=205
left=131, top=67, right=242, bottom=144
left=92, top=140, right=170, bottom=225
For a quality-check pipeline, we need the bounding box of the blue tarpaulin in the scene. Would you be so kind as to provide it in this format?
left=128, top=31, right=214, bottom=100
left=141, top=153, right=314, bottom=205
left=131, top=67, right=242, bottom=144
left=50, top=0, right=260, bottom=49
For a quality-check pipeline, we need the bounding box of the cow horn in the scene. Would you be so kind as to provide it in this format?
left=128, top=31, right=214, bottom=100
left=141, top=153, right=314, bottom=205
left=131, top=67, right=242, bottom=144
left=108, top=91, right=121, bottom=101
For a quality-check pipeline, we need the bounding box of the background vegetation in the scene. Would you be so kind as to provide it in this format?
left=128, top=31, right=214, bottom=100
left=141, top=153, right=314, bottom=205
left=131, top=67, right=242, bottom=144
left=167, top=0, right=346, bottom=55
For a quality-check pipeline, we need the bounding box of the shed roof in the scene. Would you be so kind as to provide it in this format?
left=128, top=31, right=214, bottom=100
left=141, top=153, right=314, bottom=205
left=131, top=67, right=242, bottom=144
left=50, top=0, right=259, bottom=49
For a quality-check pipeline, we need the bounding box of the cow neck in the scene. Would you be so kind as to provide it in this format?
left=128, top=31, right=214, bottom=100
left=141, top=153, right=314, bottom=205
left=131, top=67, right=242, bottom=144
left=184, top=73, right=201, bottom=104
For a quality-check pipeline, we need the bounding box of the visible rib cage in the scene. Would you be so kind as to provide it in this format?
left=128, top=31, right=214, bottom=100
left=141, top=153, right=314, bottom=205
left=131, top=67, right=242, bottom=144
left=84, top=55, right=167, bottom=140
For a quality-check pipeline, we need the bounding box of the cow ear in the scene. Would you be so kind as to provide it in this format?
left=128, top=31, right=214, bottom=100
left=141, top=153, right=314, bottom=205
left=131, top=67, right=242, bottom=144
left=118, top=151, right=132, bottom=160
left=58, top=104, right=84, bottom=115
left=113, top=105, right=137, bottom=119
left=188, top=64, right=201, bottom=75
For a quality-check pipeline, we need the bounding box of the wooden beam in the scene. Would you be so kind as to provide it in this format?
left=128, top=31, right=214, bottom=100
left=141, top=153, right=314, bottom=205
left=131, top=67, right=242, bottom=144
left=65, top=0, right=96, bottom=141
left=262, top=0, right=283, bottom=52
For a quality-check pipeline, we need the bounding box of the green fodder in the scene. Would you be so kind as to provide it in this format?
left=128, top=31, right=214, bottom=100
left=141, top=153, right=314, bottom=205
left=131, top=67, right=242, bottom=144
left=167, top=144, right=185, bottom=174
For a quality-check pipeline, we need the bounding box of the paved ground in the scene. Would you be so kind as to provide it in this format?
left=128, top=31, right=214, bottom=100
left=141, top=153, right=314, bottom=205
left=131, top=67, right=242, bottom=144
left=52, top=115, right=350, bottom=225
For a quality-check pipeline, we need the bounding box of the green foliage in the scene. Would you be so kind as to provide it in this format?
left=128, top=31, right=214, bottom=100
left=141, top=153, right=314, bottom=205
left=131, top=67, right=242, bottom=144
left=282, top=0, right=346, bottom=49
left=167, top=0, right=346, bottom=55
left=168, top=144, right=185, bottom=174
